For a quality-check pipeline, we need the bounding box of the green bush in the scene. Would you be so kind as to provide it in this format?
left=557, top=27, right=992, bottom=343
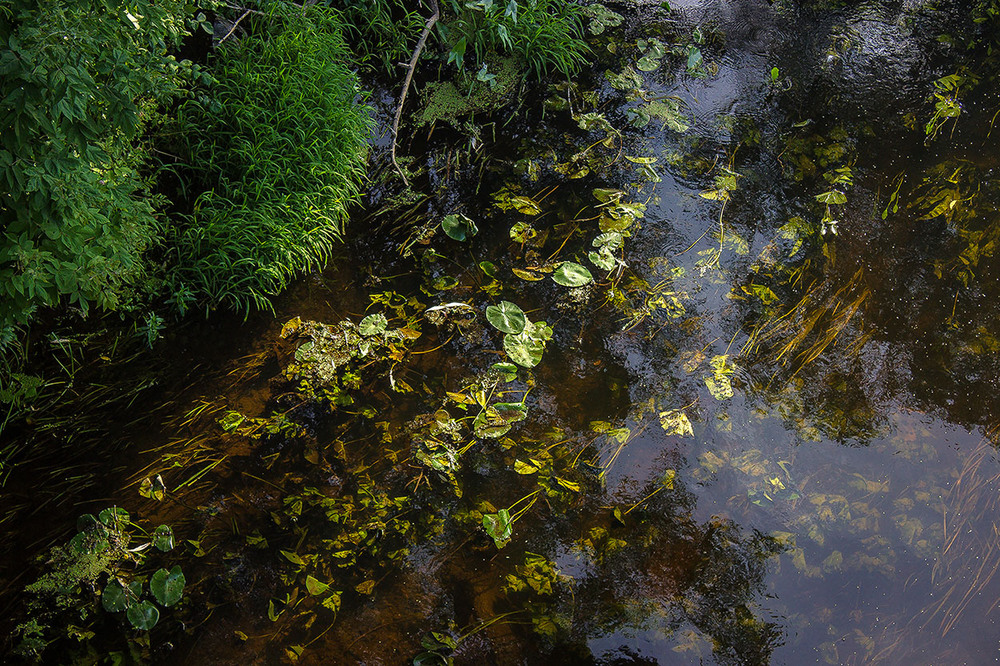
left=0, top=0, right=200, bottom=331
left=169, top=8, right=372, bottom=314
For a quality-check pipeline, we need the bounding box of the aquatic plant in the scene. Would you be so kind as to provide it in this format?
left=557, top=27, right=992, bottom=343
left=12, top=507, right=184, bottom=660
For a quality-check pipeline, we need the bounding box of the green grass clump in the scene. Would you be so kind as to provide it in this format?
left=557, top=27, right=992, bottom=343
left=169, top=10, right=372, bottom=314
left=443, top=0, right=590, bottom=80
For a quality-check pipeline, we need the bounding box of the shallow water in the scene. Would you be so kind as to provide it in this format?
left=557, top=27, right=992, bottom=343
left=7, top=1, right=1000, bottom=664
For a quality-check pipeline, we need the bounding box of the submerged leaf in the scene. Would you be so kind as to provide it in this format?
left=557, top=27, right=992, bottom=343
left=483, top=509, right=513, bottom=548
left=659, top=409, right=694, bottom=437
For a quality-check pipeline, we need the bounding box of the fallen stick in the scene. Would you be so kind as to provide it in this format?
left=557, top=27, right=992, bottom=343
left=391, top=0, right=440, bottom=187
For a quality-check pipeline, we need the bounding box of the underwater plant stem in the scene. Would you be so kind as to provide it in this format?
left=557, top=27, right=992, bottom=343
left=392, top=0, right=440, bottom=186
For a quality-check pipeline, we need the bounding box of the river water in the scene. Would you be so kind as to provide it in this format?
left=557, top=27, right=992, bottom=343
left=6, top=0, right=1000, bottom=664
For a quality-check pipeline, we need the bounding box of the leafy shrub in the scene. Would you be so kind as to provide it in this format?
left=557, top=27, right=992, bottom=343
left=0, top=0, right=202, bottom=331
left=169, top=8, right=372, bottom=314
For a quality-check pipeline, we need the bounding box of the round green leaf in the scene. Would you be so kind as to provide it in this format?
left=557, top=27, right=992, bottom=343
left=150, top=566, right=185, bottom=607
left=504, top=332, right=544, bottom=367
left=102, top=580, right=128, bottom=613
left=76, top=513, right=100, bottom=532
left=552, top=262, right=593, bottom=287
left=441, top=214, right=478, bottom=241
left=486, top=301, right=526, bottom=334
left=359, top=313, right=387, bottom=336
left=152, top=525, right=174, bottom=552
left=127, top=600, right=159, bottom=630
left=98, top=507, right=130, bottom=528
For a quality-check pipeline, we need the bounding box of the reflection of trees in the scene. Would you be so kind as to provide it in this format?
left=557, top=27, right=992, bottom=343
left=488, top=475, right=783, bottom=666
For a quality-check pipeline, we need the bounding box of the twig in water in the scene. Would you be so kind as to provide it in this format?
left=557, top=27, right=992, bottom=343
left=392, top=0, right=440, bottom=187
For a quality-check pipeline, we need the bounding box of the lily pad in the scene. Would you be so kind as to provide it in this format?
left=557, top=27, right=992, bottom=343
left=486, top=301, right=526, bottom=334
left=441, top=213, right=478, bottom=241
left=152, top=524, right=174, bottom=552
left=503, top=332, right=545, bottom=368
left=359, top=313, right=388, bottom=336
left=102, top=580, right=133, bottom=613
left=552, top=262, right=594, bottom=287
left=126, top=601, right=159, bottom=630
left=150, top=566, right=185, bottom=607
left=305, top=575, right=330, bottom=596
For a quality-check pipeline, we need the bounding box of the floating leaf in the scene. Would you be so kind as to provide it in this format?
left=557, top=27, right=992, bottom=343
left=355, top=580, right=376, bottom=595
left=486, top=301, right=526, bottom=334
left=321, top=591, right=342, bottom=611
left=473, top=402, right=528, bottom=438
left=483, top=509, right=512, bottom=548
left=605, top=66, right=643, bottom=90
left=218, top=411, right=245, bottom=432
left=126, top=601, right=159, bottom=630
left=490, top=362, right=518, bottom=382
left=441, top=213, right=478, bottom=241
left=504, top=332, right=545, bottom=368
left=514, top=459, right=542, bottom=474
left=432, top=275, right=459, bottom=291
left=509, top=196, right=542, bottom=215
left=359, top=313, right=388, bottom=336
left=593, top=188, right=623, bottom=203
left=98, top=507, right=129, bottom=527
left=589, top=249, right=616, bottom=271
left=152, top=525, right=174, bottom=552
left=637, top=56, right=660, bottom=72
left=509, top=221, right=537, bottom=245
left=593, top=232, right=624, bottom=250
left=552, top=262, right=593, bottom=287
left=102, top=580, right=130, bottom=613
left=815, top=190, right=847, bottom=205
left=150, top=566, right=185, bottom=607
left=280, top=550, right=307, bottom=567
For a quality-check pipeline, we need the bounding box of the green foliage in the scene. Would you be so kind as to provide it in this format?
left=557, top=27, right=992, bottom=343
left=485, top=300, right=526, bottom=334
left=0, top=0, right=200, bottom=329
left=441, top=213, right=479, bottom=241
left=441, top=0, right=590, bottom=80
left=170, top=8, right=372, bottom=314
left=327, top=0, right=424, bottom=72
left=14, top=507, right=184, bottom=659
